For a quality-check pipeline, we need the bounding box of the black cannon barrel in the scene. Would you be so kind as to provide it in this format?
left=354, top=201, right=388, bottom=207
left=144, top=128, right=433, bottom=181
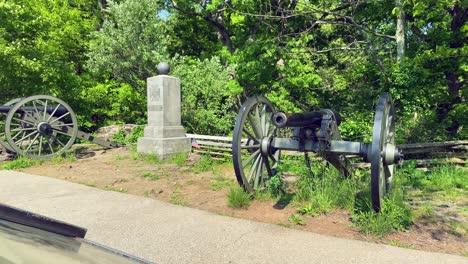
left=0, top=105, right=69, bottom=116
left=272, top=109, right=342, bottom=128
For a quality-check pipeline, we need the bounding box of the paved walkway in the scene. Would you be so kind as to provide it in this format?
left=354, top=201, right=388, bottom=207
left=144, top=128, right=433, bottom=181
left=0, top=170, right=466, bottom=264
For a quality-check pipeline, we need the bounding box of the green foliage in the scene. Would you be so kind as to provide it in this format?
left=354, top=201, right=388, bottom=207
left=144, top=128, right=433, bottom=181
left=267, top=175, right=284, bottom=198
left=80, top=82, right=146, bottom=130
left=171, top=56, right=241, bottom=135
left=86, top=0, right=169, bottom=93
left=135, top=153, right=162, bottom=165
left=227, top=186, right=251, bottom=209
left=170, top=184, right=187, bottom=206
left=288, top=214, right=306, bottom=226
left=396, top=161, right=468, bottom=196
left=169, top=153, right=188, bottom=166
left=210, top=176, right=234, bottom=191
left=352, top=190, right=413, bottom=237
left=297, top=193, right=333, bottom=217
left=3, top=157, right=40, bottom=170
left=192, top=155, right=216, bottom=173
left=293, top=162, right=357, bottom=212
left=1, top=0, right=465, bottom=141
left=50, top=152, right=77, bottom=164
left=254, top=190, right=272, bottom=202
left=142, top=172, right=160, bottom=181
left=126, top=126, right=144, bottom=143
left=0, top=0, right=98, bottom=106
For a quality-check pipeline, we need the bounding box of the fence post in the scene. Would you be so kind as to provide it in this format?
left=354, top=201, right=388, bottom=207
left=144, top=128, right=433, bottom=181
left=137, top=62, right=191, bottom=159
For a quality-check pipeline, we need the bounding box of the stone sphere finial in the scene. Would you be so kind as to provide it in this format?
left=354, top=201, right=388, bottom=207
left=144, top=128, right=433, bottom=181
left=157, top=62, right=170, bottom=75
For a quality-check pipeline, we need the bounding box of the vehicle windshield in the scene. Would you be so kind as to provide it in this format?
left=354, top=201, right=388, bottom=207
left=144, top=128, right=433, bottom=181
left=0, top=204, right=152, bottom=264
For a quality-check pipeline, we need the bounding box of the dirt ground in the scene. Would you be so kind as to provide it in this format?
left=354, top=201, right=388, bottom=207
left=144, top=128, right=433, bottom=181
left=13, top=145, right=467, bottom=256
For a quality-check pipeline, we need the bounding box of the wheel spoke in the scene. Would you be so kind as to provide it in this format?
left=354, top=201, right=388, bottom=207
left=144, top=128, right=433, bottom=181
left=49, top=112, right=70, bottom=125
left=47, top=104, right=62, bottom=122
left=38, top=136, right=43, bottom=156
left=25, top=133, right=40, bottom=152
left=32, top=100, right=42, bottom=121
left=255, top=103, right=263, bottom=135
left=11, top=131, right=25, bottom=141
left=254, top=156, right=264, bottom=189
left=43, top=99, right=48, bottom=120
left=12, top=117, right=36, bottom=127
left=247, top=154, right=261, bottom=183
left=56, top=137, right=66, bottom=147
left=47, top=139, right=55, bottom=154
left=263, top=156, right=273, bottom=178
left=15, top=131, right=38, bottom=145
left=242, top=149, right=260, bottom=168
left=11, top=127, right=36, bottom=132
left=241, top=144, right=260, bottom=149
left=247, top=115, right=261, bottom=139
left=242, top=127, right=258, bottom=143
left=54, top=129, right=73, bottom=137
left=260, top=104, right=266, bottom=136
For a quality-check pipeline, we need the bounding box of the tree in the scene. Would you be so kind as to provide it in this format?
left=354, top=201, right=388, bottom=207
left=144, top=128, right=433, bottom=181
left=86, top=0, right=169, bottom=94
left=0, top=0, right=98, bottom=103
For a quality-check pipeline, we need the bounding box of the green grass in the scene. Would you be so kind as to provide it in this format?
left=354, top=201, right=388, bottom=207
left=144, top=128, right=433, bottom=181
left=352, top=188, right=413, bottom=237
left=50, top=152, right=77, bottom=164
left=170, top=184, right=187, bottom=206
left=227, top=186, right=251, bottom=209
left=193, top=155, right=217, bottom=173
left=254, top=190, right=272, bottom=202
left=3, top=157, right=41, bottom=170
left=142, top=172, right=160, bottom=181
left=209, top=176, right=233, bottom=190
left=292, top=162, right=358, bottom=212
left=169, top=152, right=187, bottom=166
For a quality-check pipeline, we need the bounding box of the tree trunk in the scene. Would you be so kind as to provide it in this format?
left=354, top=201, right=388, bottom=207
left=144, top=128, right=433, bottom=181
left=395, top=0, right=405, bottom=61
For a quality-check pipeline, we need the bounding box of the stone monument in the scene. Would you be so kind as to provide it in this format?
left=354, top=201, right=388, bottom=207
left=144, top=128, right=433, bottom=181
left=137, top=62, right=191, bottom=159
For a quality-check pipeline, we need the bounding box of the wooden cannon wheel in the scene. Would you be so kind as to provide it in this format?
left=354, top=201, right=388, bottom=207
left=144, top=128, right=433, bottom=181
left=370, top=93, right=396, bottom=212
left=4, top=95, right=78, bottom=160
left=232, top=96, right=281, bottom=193
left=0, top=98, right=24, bottom=152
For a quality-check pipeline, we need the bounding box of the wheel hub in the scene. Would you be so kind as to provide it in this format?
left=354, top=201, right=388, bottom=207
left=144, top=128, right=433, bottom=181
left=260, top=137, right=272, bottom=156
left=37, top=122, right=53, bottom=135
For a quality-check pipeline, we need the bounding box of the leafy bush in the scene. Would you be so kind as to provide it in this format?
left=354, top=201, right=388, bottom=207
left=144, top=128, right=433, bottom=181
left=79, top=82, right=146, bottom=131
left=172, top=56, right=241, bottom=135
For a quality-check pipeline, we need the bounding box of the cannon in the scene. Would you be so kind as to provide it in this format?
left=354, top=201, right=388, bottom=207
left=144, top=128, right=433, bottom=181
left=0, top=95, right=122, bottom=160
left=232, top=93, right=403, bottom=212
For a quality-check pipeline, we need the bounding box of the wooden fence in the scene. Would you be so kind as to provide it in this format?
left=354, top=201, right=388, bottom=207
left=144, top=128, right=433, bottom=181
left=186, top=134, right=467, bottom=165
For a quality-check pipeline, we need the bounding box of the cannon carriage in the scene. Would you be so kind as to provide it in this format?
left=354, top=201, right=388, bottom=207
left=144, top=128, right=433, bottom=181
left=232, top=93, right=403, bottom=212
left=0, top=95, right=122, bottom=160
